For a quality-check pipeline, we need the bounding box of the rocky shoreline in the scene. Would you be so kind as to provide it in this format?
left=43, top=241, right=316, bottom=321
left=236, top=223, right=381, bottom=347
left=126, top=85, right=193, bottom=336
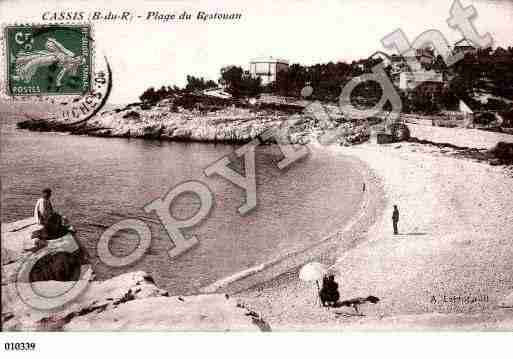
left=1, top=218, right=270, bottom=331
left=16, top=93, right=373, bottom=145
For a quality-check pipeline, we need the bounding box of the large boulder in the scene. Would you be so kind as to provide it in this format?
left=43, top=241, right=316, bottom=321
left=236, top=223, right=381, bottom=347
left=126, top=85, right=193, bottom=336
left=1, top=219, right=87, bottom=286
left=490, top=142, right=513, bottom=164
left=390, top=122, right=411, bottom=141
left=377, top=133, right=395, bottom=144
left=29, top=250, right=82, bottom=283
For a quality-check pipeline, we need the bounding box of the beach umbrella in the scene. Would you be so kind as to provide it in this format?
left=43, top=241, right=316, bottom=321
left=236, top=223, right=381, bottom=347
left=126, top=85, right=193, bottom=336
left=299, top=262, right=328, bottom=282
left=299, top=262, right=328, bottom=306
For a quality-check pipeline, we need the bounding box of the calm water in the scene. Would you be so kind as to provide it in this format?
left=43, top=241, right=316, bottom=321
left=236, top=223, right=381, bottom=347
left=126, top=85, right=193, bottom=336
left=1, top=114, right=363, bottom=295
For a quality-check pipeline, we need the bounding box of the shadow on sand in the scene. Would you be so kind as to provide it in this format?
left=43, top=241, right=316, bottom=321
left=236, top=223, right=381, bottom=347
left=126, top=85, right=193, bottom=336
left=333, top=311, right=365, bottom=318
left=397, top=232, right=429, bottom=236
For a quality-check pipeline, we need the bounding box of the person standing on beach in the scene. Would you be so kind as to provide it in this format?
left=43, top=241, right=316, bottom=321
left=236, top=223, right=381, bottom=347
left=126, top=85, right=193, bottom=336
left=392, top=205, right=399, bottom=235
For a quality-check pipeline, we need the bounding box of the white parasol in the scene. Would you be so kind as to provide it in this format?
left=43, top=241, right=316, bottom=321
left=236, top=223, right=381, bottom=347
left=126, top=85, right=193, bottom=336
left=299, top=262, right=328, bottom=282
left=299, top=262, right=328, bottom=306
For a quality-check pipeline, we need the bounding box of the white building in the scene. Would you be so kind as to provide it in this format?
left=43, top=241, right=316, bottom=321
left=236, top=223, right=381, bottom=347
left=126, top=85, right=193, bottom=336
left=249, top=57, right=289, bottom=85
left=453, top=38, right=476, bottom=55
left=202, top=87, right=232, bottom=99
left=399, top=70, right=444, bottom=91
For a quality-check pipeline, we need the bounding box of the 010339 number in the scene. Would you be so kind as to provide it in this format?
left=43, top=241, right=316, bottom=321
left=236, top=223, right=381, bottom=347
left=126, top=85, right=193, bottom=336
left=4, top=342, right=36, bottom=351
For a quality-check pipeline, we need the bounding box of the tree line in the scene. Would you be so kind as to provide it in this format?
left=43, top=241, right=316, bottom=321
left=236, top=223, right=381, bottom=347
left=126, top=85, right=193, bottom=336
left=139, top=46, right=513, bottom=114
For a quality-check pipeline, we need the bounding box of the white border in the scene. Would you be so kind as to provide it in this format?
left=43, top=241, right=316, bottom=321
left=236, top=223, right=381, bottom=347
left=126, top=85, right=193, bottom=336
left=1, top=332, right=511, bottom=359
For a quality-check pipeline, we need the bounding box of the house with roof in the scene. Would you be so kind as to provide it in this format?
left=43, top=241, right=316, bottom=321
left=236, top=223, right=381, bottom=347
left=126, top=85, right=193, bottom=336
left=415, top=48, right=435, bottom=67
left=453, top=39, right=477, bottom=55
left=249, top=57, right=289, bottom=85
left=386, top=47, right=437, bottom=86
left=368, top=51, right=392, bottom=67
left=399, top=70, right=445, bottom=92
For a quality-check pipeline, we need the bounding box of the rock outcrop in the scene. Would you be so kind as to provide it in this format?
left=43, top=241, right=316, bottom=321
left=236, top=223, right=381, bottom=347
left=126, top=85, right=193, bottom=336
left=1, top=218, right=87, bottom=286
left=16, top=93, right=377, bottom=146
left=490, top=141, right=513, bottom=164
left=3, top=270, right=267, bottom=331
left=1, top=218, right=269, bottom=331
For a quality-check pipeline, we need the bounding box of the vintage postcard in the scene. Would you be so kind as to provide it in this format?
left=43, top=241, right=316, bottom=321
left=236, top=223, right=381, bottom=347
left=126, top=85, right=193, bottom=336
left=0, top=0, right=512, bottom=354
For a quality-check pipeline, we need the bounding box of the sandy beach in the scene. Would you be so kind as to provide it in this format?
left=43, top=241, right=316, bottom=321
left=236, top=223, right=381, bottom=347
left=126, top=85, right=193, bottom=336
left=236, top=130, right=513, bottom=330
left=3, top=122, right=513, bottom=331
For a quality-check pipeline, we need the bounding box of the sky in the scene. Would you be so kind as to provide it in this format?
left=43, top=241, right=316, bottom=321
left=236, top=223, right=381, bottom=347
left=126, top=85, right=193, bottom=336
left=1, top=0, right=512, bottom=104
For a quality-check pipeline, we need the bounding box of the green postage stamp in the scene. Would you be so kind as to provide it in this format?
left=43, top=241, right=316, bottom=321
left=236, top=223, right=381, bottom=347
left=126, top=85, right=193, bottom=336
left=4, top=24, right=92, bottom=96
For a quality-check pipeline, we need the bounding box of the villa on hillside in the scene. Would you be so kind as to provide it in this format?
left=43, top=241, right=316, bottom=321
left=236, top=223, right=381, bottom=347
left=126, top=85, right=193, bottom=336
left=399, top=70, right=444, bottom=92
left=369, top=51, right=392, bottom=67
left=386, top=48, right=437, bottom=85
left=453, top=38, right=477, bottom=55
left=415, top=47, right=435, bottom=67
left=249, top=57, right=289, bottom=85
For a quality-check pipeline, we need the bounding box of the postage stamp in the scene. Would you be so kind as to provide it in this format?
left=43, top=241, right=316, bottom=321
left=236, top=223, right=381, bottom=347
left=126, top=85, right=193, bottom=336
left=4, top=24, right=92, bottom=96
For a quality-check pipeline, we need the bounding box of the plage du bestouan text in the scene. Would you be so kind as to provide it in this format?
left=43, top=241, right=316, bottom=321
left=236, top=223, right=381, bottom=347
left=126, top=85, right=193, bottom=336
left=42, top=11, right=243, bottom=22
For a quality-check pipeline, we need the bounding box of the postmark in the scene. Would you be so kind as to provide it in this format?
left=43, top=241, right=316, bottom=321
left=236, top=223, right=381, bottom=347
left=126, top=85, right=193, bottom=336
left=1, top=23, right=112, bottom=125
left=4, top=24, right=91, bottom=96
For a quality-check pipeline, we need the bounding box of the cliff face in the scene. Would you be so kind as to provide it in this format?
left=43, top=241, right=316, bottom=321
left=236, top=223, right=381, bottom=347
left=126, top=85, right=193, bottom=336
left=1, top=218, right=269, bottom=331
